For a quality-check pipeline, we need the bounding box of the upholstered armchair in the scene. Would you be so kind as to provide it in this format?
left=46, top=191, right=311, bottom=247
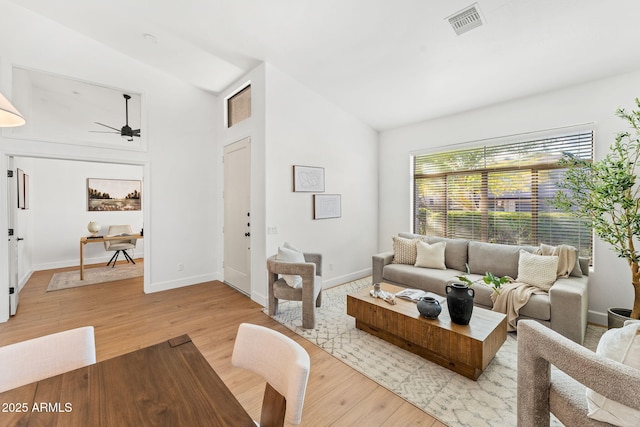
left=517, top=320, right=640, bottom=426
left=267, top=253, right=322, bottom=329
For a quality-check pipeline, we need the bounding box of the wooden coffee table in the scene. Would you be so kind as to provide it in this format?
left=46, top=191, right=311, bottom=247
left=346, top=283, right=507, bottom=380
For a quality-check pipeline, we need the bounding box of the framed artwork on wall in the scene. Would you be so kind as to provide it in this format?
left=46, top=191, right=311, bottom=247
left=17, top=168, right=25, bottom=209
left=23, top=174, right=29, bottom=210
left=313, top=194, right=341, bottom=219
left=87, top=178, right=141, bottom=211
left=293, top=165, right=325, bottom=192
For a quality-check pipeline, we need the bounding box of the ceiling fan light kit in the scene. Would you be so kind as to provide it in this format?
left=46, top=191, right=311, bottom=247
left=91, top=93, right=141, bottom=142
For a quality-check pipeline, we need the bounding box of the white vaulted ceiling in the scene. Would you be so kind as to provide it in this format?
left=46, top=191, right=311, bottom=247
left=10, top=0, right=640, bottom=130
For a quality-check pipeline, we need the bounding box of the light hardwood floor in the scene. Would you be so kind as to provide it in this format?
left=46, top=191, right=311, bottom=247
left=0, top=262, right=444, bottom=427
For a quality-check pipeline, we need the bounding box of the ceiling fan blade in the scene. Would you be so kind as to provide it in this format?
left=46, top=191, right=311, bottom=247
left=94, top=122, right=121, bottom=132
left=89, top=130, right=120, bottom=134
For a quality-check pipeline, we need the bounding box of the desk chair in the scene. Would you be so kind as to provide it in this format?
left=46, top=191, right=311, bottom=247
left=0, top=326, right=96, bottom=393
left=104, top=224, right=137, bottom=267
left=232, top=323, right=310, bottom=426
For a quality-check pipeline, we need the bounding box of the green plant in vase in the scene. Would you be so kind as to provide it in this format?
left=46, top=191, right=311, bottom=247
left=455, top=264, right=510, bottom=295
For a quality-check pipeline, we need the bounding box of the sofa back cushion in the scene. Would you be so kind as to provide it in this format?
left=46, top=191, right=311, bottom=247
left=398, top=233, right=468, bottom=271
left=468, top=241, right=536, bottom=278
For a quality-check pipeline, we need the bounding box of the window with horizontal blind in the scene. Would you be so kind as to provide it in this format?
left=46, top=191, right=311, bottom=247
left=413, top=131, right=594, bottom=260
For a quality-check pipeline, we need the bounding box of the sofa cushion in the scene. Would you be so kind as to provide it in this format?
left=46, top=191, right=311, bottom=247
left=398, top=233, right=469, bottom=271
left=382, top=264, right=456, bottom=295
left=518, top=294, right=551, bottom=320
left=392, top=236, right=420, bottom=265
left=516, top=250, right=559, bottom=291
left=415, top=241, right=446, bottom=270
left=468, top=241, right=535, bottom=279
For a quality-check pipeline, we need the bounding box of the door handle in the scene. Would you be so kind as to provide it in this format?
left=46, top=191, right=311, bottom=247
left=17, top=238, right=24, bottom=241
left=245, top=232, right=251, bottom=237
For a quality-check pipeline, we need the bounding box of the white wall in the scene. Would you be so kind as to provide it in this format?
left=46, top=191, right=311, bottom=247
left=264, top=64, right=379, bottom=288
left=379, top=68, right=640, bottom=325
left=217, top=63, right=378, bottom=306
left=0, top=1, right=219, bottom=321
left=26, top=158, right=144, bottom=270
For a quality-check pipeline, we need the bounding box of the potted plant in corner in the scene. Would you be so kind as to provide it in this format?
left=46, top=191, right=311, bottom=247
left=552, top=97, right=640, bottom=326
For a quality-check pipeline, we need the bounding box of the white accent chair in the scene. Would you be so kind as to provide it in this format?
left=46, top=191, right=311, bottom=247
left=104, top=224, right=137, bottom=267
left=232, top=323, right=311, bottom=426
left=0, top=326, right=96, bottom=393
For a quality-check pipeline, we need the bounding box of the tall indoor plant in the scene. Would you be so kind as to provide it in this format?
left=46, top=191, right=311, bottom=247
left=553, top=98, right=640, bottom=320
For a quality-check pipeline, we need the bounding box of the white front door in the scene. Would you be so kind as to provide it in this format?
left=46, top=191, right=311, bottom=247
left=223, top=138, right=251, bottom=295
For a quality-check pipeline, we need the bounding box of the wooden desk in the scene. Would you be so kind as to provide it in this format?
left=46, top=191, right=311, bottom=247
left=80, top=234, right=143, bottom=280
left=0, top=335, right=254, bottom=427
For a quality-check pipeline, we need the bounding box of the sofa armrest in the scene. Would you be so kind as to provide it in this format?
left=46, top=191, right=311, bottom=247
left=549, top=276, right=589, bottom=344
left=372, top=251, right=394, bottom=285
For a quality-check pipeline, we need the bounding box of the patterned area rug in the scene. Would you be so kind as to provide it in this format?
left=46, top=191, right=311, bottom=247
left=266, top=277, right=605, bottom=427
left=47, top=263, right=143, bottom=292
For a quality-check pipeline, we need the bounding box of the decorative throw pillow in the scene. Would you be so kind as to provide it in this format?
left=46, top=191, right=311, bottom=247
left=276, top=244, right=305, bottom=288
left=392, top=236, right=420, bottom=265
left=415, top=241, right=446, bottom=270
left=538, top=243, right=583, bottom=278
left=515, top=250, right=559, bottom=291
left=586, top=322, right=640, bottom=425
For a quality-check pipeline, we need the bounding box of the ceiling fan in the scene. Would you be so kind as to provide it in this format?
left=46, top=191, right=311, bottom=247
left=91, top=94, right=140, bottom=142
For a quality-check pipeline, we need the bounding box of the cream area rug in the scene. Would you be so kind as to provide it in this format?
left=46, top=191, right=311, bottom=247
left=266, top=277, right=605, bottom=427
left=47, top=263, right=143, bottom=292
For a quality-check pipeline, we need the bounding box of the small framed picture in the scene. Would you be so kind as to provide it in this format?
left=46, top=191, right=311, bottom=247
left=23, top=174, right=29, bottom=210
left=313, top=194, right=341, bottom=219
left=17, top=168, right=25, bottom=209
left=293, top=165, right=325, bottom=192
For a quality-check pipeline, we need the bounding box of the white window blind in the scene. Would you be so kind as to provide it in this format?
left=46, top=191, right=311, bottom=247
left=413, top=131, right=594, bottom=259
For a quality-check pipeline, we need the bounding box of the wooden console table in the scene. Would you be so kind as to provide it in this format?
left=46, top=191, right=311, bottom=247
left=0, top=335, right=254, bottom=426
left=79, top=234, right=143, bottom=280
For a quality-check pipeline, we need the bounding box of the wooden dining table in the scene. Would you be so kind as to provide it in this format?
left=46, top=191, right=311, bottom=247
left=0, top=335, right=255, bottom=426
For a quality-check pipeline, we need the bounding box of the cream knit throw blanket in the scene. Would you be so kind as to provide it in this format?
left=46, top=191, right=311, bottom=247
left=492, top=244, right=576, bottom=331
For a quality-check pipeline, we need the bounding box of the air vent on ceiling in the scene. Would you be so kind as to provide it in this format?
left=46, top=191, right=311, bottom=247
left=447, top=3, right=484, bottom=36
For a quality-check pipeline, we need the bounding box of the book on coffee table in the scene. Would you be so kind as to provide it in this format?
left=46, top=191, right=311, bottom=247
left=395, top=289, right=445, bottom=303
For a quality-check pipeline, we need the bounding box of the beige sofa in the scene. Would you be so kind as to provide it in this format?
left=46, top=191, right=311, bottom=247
left=372, top=232, right=589, bottom=344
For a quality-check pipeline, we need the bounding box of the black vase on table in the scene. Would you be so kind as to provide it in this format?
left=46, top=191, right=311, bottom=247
left=446, top=282, right=475, bottom=325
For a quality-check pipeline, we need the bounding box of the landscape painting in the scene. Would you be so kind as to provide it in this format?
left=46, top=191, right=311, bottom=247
left=88, top=178, right=141, bottom=211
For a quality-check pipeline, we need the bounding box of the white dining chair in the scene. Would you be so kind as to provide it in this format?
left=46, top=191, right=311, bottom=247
left=232, top=323, right=311, bottom=426
left=0, top=326, right=96, bottom=393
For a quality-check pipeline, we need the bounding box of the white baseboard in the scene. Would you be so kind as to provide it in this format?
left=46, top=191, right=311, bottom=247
left=147, top=273, right=218, bottom=294
left=322, top=268, right=371, bottom=289
left=18, top=268, right=33, bottom=292
left=33, top=251, right=144, bottom=271
left=588, top=310, right=608, bottom=327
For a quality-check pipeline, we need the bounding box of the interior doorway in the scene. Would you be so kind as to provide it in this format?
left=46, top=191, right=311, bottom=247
left=3, top=154, right=147, bottom=320
left=223, top=137, right=251, bottom=295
